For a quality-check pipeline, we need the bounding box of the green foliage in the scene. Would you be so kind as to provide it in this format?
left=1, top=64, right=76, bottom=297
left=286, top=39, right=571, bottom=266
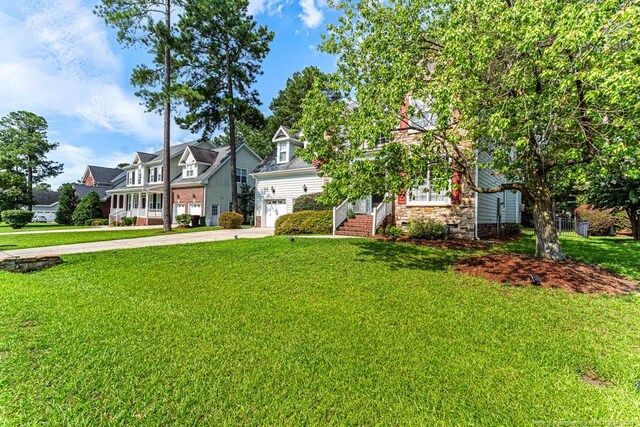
left=0, top=111, right=62, bottom=207
left=175, top=214, right=192, bottom=227
left=575, top=206, right=616, bottom=236
left=122, top=217, right=135, bottom=226
left=408, top=220, right=446, bottom=240
left=274, top=210, right=332, bottom=235
left=72, top=191, right=104, bottom=226
left=381, top=225, right=404, bottom=237
left=55, top=183, right=79, bottom=225
left=293, top=193, right=331, bottom=212
left=219, top=212, right=243, bottom=229
left=0, top=169, right=30, bottom=213
left=1, top=209, right=34, bottom=229
left=85, top=218, right=109, bottom=226
left=237, top=183, right=255, bottom=223
left=300, top=0, right=640, bottom=259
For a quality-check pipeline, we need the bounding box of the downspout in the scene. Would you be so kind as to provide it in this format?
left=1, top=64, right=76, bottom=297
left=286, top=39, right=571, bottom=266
left=474, top=149, right=479, bottom=240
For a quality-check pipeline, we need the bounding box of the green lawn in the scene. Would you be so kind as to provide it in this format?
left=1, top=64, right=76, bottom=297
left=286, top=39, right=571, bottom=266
left=0, top=236, right=638, bottom=425
left=0, top=226, right=222, bottom=250
left=0, top=223, right=90, bottom=233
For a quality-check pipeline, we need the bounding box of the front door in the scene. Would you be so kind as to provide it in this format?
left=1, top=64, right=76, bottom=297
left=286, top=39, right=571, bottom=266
left=211, top=204, right=219, bottom=226
left=265, top=200, right=286, bottom=228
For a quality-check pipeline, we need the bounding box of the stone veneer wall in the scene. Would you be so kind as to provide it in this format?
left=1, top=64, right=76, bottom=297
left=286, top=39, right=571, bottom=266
left=0, top=255, right=63, bottom=273
left=394, top=200, right=475, bottom=240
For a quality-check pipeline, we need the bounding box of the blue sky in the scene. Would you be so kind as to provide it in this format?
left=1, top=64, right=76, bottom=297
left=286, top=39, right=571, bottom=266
left=0, top=0, right=338, bottom=188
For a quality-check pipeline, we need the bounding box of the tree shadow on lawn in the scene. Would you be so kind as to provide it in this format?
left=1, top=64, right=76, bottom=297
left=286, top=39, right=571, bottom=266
left=348, top=239, right=469, bottom=272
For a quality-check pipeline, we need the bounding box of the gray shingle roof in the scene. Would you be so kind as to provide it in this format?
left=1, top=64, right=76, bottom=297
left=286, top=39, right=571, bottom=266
left=33, top=190, right=59, bottom=206
left=170, top=145, right=232, bottom=185
left=252, top=148, right=313, bottom=174
left=136, top=152, right=156, bottom=162
left=87, top=165, right=123, bottom=184
left=74, top=185, right=110, bottom=201
left=189, top=146, right=219, bottom=164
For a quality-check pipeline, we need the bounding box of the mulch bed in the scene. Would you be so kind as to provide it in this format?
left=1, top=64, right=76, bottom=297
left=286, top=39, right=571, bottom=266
left=373, top=234, right=492, bottom=250
left=454, top=254, right=638, bottom=295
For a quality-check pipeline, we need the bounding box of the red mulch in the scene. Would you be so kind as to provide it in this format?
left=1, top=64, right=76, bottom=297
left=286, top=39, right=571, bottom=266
left=454, top=254, right=638, bottom=296
left=373, top=234, right=492, bottom=250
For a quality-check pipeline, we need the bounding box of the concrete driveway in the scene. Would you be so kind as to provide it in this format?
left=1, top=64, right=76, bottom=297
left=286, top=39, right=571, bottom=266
left=0, top=227, right=274, bottom=258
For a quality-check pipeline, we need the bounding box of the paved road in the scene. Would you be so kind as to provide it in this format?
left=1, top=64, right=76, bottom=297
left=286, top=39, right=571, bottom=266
left=0, top=225, right=163, bottom=236
left=0, top=227, right=274, bottom=258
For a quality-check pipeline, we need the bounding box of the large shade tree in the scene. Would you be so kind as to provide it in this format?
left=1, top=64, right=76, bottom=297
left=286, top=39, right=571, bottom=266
left=0, top=111, right=62, bottom=210
left=96, top=0, right=185, bottom=232
left=299, top=0, right=640, bottom=259
left=176, top=0, right=273, bottom=212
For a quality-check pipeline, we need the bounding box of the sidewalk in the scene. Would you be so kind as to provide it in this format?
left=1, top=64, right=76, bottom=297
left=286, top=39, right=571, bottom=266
left=0, top=225, right=163, bottom=236
left=0, top=227, right=274, bottom=258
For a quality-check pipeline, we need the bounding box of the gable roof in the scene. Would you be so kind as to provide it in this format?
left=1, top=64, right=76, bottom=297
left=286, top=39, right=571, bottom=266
left=252, top=147, right=314, bottom=174
left=86, top=165, right=123, bottom=184
left=32, top=190, right=59, bottom=206
left=272, top=125, right=301, bottom=141
left=171, top=145, right=232, bottom=186
left=135, top=152, right=156, bottom=163
left=178, top=145, right=219, bottom=166
left=74, top=185, right=110, bottom=201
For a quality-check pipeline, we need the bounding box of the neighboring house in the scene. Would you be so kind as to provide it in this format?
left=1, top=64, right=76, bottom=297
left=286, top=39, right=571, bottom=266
left=31, top=190, right=59, bottom=222
left=252, top=126, right=325, bottom=228
left=253, top=110, right=521, bottom=240
left=106, top=141, right=261, bottom=226
left=75, top=165, right=126, bottom=217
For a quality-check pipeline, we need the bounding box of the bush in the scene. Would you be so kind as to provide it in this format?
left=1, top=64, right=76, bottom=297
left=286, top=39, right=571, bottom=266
left=72, top=191, right=104, bottom=226
left=122, top=217, right=135, bottom=226
left=219, top=212, right=243, bottom=229
left=84, top=218, right=109, bottom=226
left=383, top=225, right=404, bottom=237
left=293, top=193, right=331, bottom=212
left=408, top=220, right=446, bottom=240
left=175, top=214, right=192, bottom=227
left=575, top=205, right=616, bottom=236
left=275, top=210, right=332, bottom=235
left=56, top=183, right=79, bottom=225
left=1, top=210, right=34, bottom=229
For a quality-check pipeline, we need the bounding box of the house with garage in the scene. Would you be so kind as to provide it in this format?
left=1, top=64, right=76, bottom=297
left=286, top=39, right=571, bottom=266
left=253, top=113, right=521, bottom=240
left=106, top=141, right=261, bottom=226
left=31, top=190, right=60, bottom=222
left=252, top=126, right=325, bottom=228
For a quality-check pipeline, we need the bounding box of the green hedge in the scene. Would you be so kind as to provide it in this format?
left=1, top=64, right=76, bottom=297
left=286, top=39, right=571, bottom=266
left=220, top=212, right=243, bottom=229
left=293, top=193, right=332, bottom=212
left=175, top=214, right=192, bottom=227
left=84, top=218, right=109, bottom=226
left=408, top=220, right=446, bottom=240
left=275, top=210, right=332, bottom=235
left=1, top=210, right=34, bottom=229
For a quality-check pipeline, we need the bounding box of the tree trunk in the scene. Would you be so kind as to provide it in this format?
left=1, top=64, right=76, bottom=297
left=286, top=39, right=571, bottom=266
left=627, top=207, right=639, bottom=241
left=162, top=0, right=172, bottom=232
left=27, top=159, right=33, bottom=211
left=226, top=47, right=238, bottom=213
left=531, top=182, right=566, bottom=260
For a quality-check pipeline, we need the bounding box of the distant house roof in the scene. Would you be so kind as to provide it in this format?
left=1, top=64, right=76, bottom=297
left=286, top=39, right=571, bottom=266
left=86, top=165, right=124, bottom=184
left=33, top=190, right=59, bottom=206
left=74, top=185, right=110, bottom=201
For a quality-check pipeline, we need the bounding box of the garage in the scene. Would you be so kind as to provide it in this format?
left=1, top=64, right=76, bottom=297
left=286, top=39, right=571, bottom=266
left=264, top=200, right=286, bottom=228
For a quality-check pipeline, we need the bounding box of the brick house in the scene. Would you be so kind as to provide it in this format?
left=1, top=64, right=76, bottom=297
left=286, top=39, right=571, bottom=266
left=106, top=141, right=261, bottom=226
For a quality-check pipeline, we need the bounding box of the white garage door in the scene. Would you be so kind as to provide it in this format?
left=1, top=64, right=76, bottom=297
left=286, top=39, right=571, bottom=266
left=264, top=200, right=286, bottom=228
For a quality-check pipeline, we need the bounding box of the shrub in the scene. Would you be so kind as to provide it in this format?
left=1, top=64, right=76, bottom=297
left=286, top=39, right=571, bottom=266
left=84, top=218, right=109, bottom=226
left=384, top=225, right=404, bottom=237
left=72, top=191, right=104, bottom=226
left=293, top=193, right=331, bottom=212
left=219, top=212, right=243, bottom=229
left=575, top=205, right=616, bottom=236
left=1, top=210, right=34, bottom=229
left=56, top=183, right=79, bottom=225
left=408, top=220, right=446, bottom=240
left=175, top=214, right=192, bottom=227
left=122, top=217, right=135, bottom=226
left=275, top=210, right=332, bottom=235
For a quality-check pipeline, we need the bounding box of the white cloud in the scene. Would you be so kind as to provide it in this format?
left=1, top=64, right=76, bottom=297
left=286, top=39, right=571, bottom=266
left=48, top=143, right=131, bottom=188
left=298, top=0, right=324, bottom=28
left=248, top=0, right=285, bottom=16
left=0, top=1, right=161, bottom=141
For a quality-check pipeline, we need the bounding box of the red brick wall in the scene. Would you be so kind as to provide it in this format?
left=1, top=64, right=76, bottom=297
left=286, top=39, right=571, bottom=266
left=84, top=174, right=94, bottom=186
left=172, top=187, right=204, bottom=205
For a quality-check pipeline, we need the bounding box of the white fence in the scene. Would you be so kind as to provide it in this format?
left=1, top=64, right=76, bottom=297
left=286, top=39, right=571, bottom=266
left=332, top=199, right=349, bottom=234
left=556, top=217, right=589, bottom=238
left=372, top=201, right=392, bottom=235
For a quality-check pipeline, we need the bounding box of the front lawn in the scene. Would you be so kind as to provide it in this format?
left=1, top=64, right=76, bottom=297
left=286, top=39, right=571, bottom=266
left=0, top=223, right=89, bottom=233
left=0, top=226, right=222, bottom=250
left=1, top=237, right=639, bottom=425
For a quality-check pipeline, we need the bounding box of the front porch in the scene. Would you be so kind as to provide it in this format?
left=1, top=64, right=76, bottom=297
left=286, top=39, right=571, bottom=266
left=108, top=191, right=164, bottom=226
left=332, top=195, right=393, bottom=237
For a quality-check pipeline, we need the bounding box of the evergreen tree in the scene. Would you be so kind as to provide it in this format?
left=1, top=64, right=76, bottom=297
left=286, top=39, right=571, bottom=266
left=56, top=183, right=79, bottom=225
left=72, top=191, right=104, bottom=226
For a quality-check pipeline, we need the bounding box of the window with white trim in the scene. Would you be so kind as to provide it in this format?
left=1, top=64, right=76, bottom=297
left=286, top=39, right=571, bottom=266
left=211, top=205, right=219, bottom=215
left=184, top=163, right=197, bottom=178
left=127, top=172, right=133, bottom=186
left=407, top=167, right=450, bottom=206
left=277, top=142, right=288, bottom=164
left=133, top=194, right=139, bottom=209
left=137, top=169, right=142, bottom=184
left=235, top=168, right=248, bottom=184
left=408, top=97, right=437, bottom=131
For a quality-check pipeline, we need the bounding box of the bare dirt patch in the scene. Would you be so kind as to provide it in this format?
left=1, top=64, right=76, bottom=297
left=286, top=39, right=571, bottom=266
left=453, top=254, right=638, bottom=295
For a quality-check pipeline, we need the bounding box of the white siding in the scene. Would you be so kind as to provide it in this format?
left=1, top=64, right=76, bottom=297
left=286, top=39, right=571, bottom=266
left=476, top=152, right=521, bottom=224
left=203, top=145, right=260, bottom=225
left=254, top=171, right=324, bottom=221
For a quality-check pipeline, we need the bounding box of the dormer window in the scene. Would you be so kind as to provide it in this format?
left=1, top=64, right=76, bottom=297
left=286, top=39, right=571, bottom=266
left=277, top=142, right=289, bottom=164
left=184, top=163, right=197, bottom=178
